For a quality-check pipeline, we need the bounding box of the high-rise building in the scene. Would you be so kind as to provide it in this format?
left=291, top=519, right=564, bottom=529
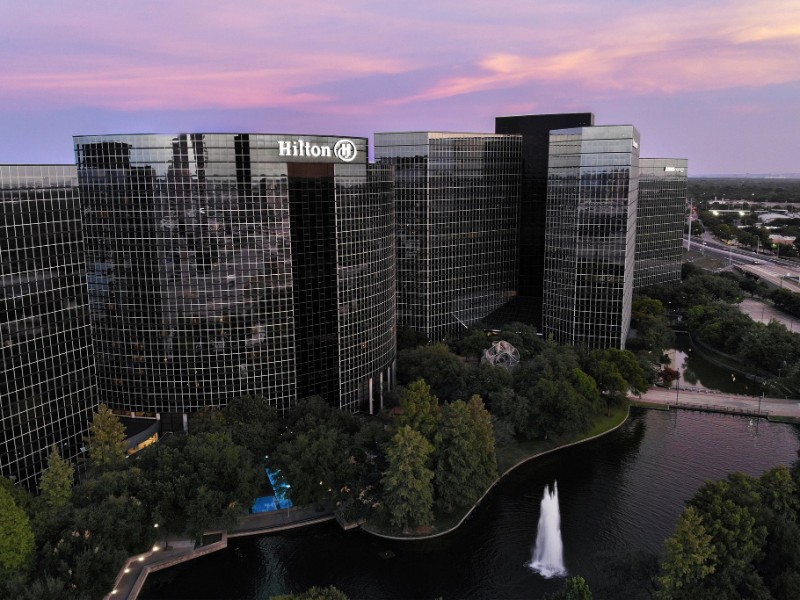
left=495, top=113, right=595, bottom=326
left=634, top=158, right=688, bottom=290
left=75, top=134, right=395, bottom=424
left=542, top=125, right=640, bottom=349
left=374, top=132, right=521, bottom=342
left=1, top=165, right=96, bottom=492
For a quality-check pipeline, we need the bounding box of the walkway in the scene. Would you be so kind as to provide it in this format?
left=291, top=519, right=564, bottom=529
left=636, top=386, right=800, bottom=420
left=105, top=505, right=335, bottom=600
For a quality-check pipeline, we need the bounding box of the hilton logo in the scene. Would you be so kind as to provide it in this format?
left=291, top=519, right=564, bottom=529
left=277, top=138, right=358, bottom=162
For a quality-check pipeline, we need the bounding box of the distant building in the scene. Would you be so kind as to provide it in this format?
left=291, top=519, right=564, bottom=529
left=769, top=234, right=796, bottom=246
left=375, top=132, right=521, bottom=342
left=542, top=125, right=640, bottom=349
left=75, top=134, right=395, bottom=426
left=1, top=165, right=96, bottom=491
left=634, top=158, right=688, bottom=290
left=495, top=113, right=595, bottom=326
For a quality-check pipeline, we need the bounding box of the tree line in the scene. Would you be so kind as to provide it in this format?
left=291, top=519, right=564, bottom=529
left=1, top=321, right=652, bottom=598
left=639, top=263, right=800, bottom=393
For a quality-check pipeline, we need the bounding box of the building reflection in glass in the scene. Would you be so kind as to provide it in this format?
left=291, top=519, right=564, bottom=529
left=634, top=158, right=688, bottom=290
left=75, top=134, right=395, bottom=424
left=543, top=126, right=640, bottom=349
left=375, top=132, right=521, bottom=342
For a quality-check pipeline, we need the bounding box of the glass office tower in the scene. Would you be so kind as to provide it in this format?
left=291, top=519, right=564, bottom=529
left=1, top=165, right=96, bottom=492
left=375, top=132, right=521, bottom=342
left=634, top=158, right=688, bottom=290
left=542, top=126, right=640, bottom=349
left=75, top=134, right=395, bottom=422
left=495, top=113, right=595, bottom=326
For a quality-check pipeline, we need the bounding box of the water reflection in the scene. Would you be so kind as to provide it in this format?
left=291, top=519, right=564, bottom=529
left=666, top=333, right=757, bottom=395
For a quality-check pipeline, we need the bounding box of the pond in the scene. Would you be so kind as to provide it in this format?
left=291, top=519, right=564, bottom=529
left=141, top=408, right=800, bottom=599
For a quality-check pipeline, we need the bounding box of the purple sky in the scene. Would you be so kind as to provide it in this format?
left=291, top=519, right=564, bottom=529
left=2, top=1, right=798, bottom=174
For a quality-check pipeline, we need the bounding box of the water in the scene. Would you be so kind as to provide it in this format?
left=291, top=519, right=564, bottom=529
left=666, top=333, right=758, bottom=395
left=141, top=409, right=800, bottom=600
left=528, top=483, right=566, bottom=578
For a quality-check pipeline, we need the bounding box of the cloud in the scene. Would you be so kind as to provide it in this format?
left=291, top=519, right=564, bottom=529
left=388, top=0, right=800, bottom=104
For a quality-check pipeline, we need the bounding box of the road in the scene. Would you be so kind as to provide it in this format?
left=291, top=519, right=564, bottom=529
left=685, top=235, right=800, bottom=292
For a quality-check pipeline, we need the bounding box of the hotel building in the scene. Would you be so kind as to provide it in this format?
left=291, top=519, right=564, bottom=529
left=374, top=132, right=521, bottom=342
left=634, top=158, right=688, bottom=290
left=542, top=125, right=640, bottom=349
left=1, top=165, right=96, bottom=491
left=75, top=134, right=395, bottom=425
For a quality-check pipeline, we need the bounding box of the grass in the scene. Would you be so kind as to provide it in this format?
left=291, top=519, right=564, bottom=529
left=364, top=405, right=629, bottom=540
left=768, top=415, right=800, bottom=424
left=630, top=399, right=671, bottom=411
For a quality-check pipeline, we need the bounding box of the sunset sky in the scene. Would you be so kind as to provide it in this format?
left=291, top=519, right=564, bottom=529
left=1, top=1, right=798, bottom=174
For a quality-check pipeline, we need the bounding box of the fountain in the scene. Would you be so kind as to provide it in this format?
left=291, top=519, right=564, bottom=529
left=528, top=482, right=566, bottom=578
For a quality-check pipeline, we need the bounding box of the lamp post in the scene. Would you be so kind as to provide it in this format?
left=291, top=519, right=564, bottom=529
left=675, top=370, right=680, bottom=408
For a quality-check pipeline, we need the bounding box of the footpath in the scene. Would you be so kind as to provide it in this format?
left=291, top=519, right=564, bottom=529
left=105, top=505, right=334, bottom=600
left=634, top=386, right=800, bottom=420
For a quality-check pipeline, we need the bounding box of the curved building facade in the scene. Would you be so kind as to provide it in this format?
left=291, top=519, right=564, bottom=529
left=75, top=134, right=395, bottom=419
left=1, top=165, right=96, bottom=491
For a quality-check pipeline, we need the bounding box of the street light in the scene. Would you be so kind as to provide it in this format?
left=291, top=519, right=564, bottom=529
left=675, top=370, right=680, bottom=407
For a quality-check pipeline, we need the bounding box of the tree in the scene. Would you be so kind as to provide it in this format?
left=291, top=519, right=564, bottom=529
left=655, top=507, right=716, bottom=599
left=271, top=586, right=349, bottom=600
left=86, top=403, right=127, bottom=471
left=398, top=379, right=440, bottom=443
left=467, top=395, right=498, bottom=489
left=381, top=426, right=434, bottom=530
left=224, top=395, right=282, bottom=464
left=545, top=576, right=593, bottom=600
left=39, top=444, right=75, bottom=513
left=0, top=483, right=35, bottom=579
left=466, top=363, right=513, bottom=410
left=141, top=431, right=259, bottom=542
left=273, top=424, right=352, bottom=506
left=397, top=343, right=468, bottom=402
left=434, top=400, right=484, bottom=513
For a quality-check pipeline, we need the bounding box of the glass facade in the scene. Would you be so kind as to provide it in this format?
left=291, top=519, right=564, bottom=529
left=634, top=158, right=688, bottom=290
left=75, top=134, right=395, bottom=419
left=542, top=126, right=640, bottom=349
left=375, top=132, right=521, bottom=342
left=495, top=113, right=595, bottom=326
left=1, top=165, right=96, bottom=492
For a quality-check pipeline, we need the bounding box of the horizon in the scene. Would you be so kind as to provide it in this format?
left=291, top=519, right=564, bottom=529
left=1, top=1, right=798, bottom=175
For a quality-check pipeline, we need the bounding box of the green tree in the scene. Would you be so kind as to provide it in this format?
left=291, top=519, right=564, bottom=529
left=224, top=395, right=282, bottom=464
left=141, top=431, right=259, bottom=543
left=455, top=326, right=492, bottom=359
left=0, top=483, right=35, bottom=579
left=398, top=379, right=440, bottom=443
left=270, top=585, right=349, bottom=600
left=545, top=575, right=593, bottom=600
left=39, top=444, right=75, bottom=513
left=273, top=424, right=352, bottom=506
left=397, top=343, right=468, bottom=402
left=655, top=507, right=716, bottom=599
left=86, top=403, right=127, bottom=471
left=466, top=363, right=513, bottom=410
left=467, top=395, right=498, bottom=489
left=381, top=426, right=434, bottom=530
left=434, top=400, right=484, bottom=513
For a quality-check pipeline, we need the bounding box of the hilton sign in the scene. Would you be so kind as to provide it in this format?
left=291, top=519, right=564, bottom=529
left=277, top=138, right=358, bottom=162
